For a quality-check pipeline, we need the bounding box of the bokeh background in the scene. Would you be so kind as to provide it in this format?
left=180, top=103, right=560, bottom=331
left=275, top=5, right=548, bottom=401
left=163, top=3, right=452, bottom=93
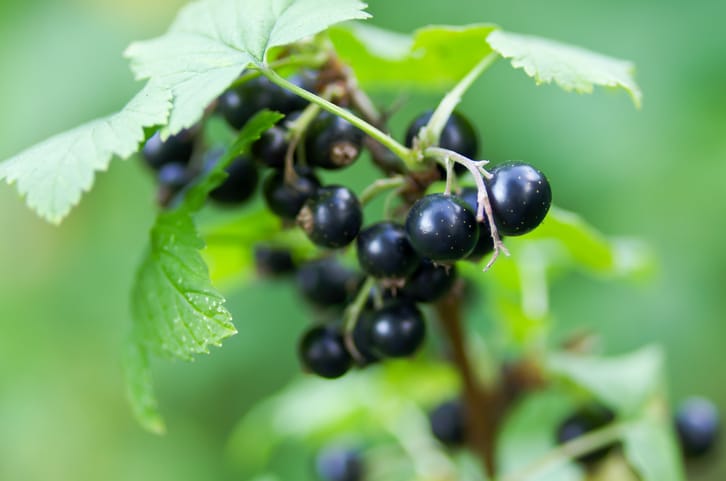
left=0, top=0, right=724, bottom=480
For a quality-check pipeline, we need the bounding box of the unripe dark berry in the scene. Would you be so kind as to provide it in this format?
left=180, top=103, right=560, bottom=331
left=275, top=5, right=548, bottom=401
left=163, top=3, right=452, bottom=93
left=556, top=404, right=616, bottom=465
left=299, top=325, right=352, bottom=379
left=368, top=301, right=426, bottom=358
left=306, top=112, right=365, bottom=170
left=430, top=400, right=466, bottom=447
left=219, top=76, right=304, bottom=130
left=488, top=161, right=551, bottom=236
left=251, top=125, right=289, bottom=169
left=675, top=397, right=720, bottom=459
left=262, top=166, right=320, bottom=220
left=458, top=187, right=495, bottom=260
left=254, top=245, right=296, bottom=277
left=296, top=258, right=360, bottom=308
left=316, top=447, right=364, bottom=481
left=356, top=222, right=420, bottom=281
left=208, top=155, right=259, bottom=205
left=142, top=130, right=195, bottom=170
left=405, top=193, right=479, bottom=262
left=403, top=260, right=457, bottom=303
left=298, top=185, right=363, bottom=249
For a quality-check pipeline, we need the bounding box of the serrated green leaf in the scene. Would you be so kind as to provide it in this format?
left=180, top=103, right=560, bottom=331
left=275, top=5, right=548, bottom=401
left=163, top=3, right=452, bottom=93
left=123, top=341, right=165, bottom=435
left=329, top=23, right=498, bottom=91
left=549, top=346, right=665, bottom=415
left=0, top=81, right=171, bottom=224
left=125, top=0, right=370, bottom=135
left=623, top=417, right=686, bottom=481
left=487, top=30, right=642, bottom=108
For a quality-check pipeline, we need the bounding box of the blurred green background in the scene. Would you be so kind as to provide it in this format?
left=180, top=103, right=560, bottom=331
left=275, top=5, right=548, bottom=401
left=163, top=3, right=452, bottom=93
left=0, top=0, right=724, bottom=480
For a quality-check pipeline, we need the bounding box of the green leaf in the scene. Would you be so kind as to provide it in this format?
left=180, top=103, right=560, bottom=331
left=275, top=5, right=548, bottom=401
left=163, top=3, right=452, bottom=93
left=487, top=30, right=642, bottom=108
left=329, top=23, right=498, bottom=91
left=623, top=417, right=686, bottom=481
left=125, top=0, right=370, bottom=135
left=0, top=81, right=171, bottom=224
left=123, top=341, right=165, bottom=435
left=548, top=346, right=665, bottom=415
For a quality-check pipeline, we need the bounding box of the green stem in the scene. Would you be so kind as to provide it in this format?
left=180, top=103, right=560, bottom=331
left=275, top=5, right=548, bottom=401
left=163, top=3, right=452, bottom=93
left=500, top=422, right=629, bottom=481
left=229, top=52, right=328, bottom=90
left=360, top=176, right=407, bottom=206
left=342, top=276, right=376, bottom=362
left=260, top=68, right=416, bottom=169
left=420, top=52, right=500, bottom=150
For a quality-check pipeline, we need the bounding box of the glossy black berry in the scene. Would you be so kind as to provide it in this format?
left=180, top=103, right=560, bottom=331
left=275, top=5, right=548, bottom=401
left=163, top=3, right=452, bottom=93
left=403, top=260, right=457, bottom=303
left=350, top=310, right=381, bottom=366
left=157, top=162, right=191, bottom=191
left=356, top=222, right=420, bottom=280
left=405, top=110, right=478, bottom=175
left=368, top=301, right=426, bottom=358
left=262, top=166, right=320, bottom=220
left=405, top=194, right=479, bottom=262
left=209, top=155, right=259, bottom=205
left=296, top=258, right=360, bottom=308
left=675, top=397, right=719, bottom=459
left=254, top=245, right=296, bottom=277
left=299, top=325, right=352, bottom=379
left=298, top=186, right=363, bottom=249
left=251, top=126, right=289, bottom=169
left=430, top=400, right=466, bottom=447
left=316, top=447, right=364, bottom=481
left=142, top=130, right=195, bottom=170
left=556, top=404, right=616, bottom=465
left=219, top=76, right=304, bottom=130
left=488, top=161, right=551, bottom=236
left=458, top=187, right=495, bottom=259
left=306, top=112, right=365, bottom=170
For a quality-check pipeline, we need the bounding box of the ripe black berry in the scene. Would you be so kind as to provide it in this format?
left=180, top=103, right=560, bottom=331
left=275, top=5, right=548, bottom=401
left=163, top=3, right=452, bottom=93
left=430, top=400, right=466, bottom=447
left=368, top=301, right=426, bottom=358
left=251, top=125, right=289, bottom=169
left=262, top=166, right=320, bottom=220
left=219, top=76, right=304, bottom=130
left=405, top=194, right=479, bottom=262
left=299, top=325, right=352, bottom=379
left=488, top=161, right=551, bottom=236
left=350, top=310, right=381, bottom=366
left=296, top=258, right=360, bottom=308
left=458, top=187, right=495, bottom=260
left=305, top=112, right=364, bottom=170
left=356, top=222, right=420, bottom=281
left=405, top=110, right=478, bottom=175
left=556, top=404, right=616, bottom=465
left=403, top=260, right=457, bottom=303
left=298, top=186, right=363, bottom=249
left=142, top=130, right=195, bottom=170
left=675, top=397, right=719, bottom=459
left=316, top=447, right=364, bottom=481
left=209, top=155, right=259, bottom=205
left=157, top=162, right=191, bottom=191
left=254, top=245, right=296, bottom=277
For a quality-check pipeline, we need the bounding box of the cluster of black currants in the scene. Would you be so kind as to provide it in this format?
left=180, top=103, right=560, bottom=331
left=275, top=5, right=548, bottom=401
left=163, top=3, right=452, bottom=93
left=139, top=68, right=553, bottom=382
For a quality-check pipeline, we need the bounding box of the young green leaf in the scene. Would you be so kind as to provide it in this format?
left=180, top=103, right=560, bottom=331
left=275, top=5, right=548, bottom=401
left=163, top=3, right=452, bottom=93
left=124, top=341, right=165, bottom=435
left=125, top=0, right=371, bottom=135
left=623, top=417, right=686, bottom=481
left=487, top=30, right=642, bottom=108
left=329, top=23, right=498, bottom=90
left=0, top=81, right=171, bottom=224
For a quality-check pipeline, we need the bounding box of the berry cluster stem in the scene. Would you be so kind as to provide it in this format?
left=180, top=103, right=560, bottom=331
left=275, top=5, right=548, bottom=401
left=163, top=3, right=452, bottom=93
left=342, top=276, right=376, bottom=363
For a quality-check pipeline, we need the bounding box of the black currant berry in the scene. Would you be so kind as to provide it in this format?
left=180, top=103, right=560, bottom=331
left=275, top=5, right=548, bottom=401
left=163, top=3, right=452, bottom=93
left=251, top=125, right=289, bottom=169
left=298, top=186, right=363, bottom=249
left=458, top=187, right=495, bottom=260
left=209, top=155, right=259, bottom=205
left=157, top=162, right=191, bottom=191
left=142, top=130, right=195, bottom=170
left=296, top=258, right=360, bottom=308
left=254, top=245, right=296, bottom=277
left=306, top=112, right=365, bottom=170
left=403, top=260, right=457, bottom=303
left=316, top=447, right=364, bottom=481
left=350, top=310, right=381, bottom=366
left=299, top=325, right=352, bottom=379
left=405, top=110, right=478, bottom=175
left=356, top=222, right=420, bottom=281
left=430, top=400, right=466, bottom=447
left=675, top=397, right=719, bottom=459
left=219, top=76, right=304, bottom=130
left=556, top=404, right=616, bottom=465
left=368, top=301, right=426, bottom=358
left=262, top=166, right=320, bottom=220
left=488, top=161, right=551, bottom=236
left=405, top=194, right=479, bottom=262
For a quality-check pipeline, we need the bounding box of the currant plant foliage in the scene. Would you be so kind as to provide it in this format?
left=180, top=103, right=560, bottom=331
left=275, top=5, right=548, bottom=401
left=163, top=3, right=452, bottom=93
left=0, top=0, right=692, bottom=480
